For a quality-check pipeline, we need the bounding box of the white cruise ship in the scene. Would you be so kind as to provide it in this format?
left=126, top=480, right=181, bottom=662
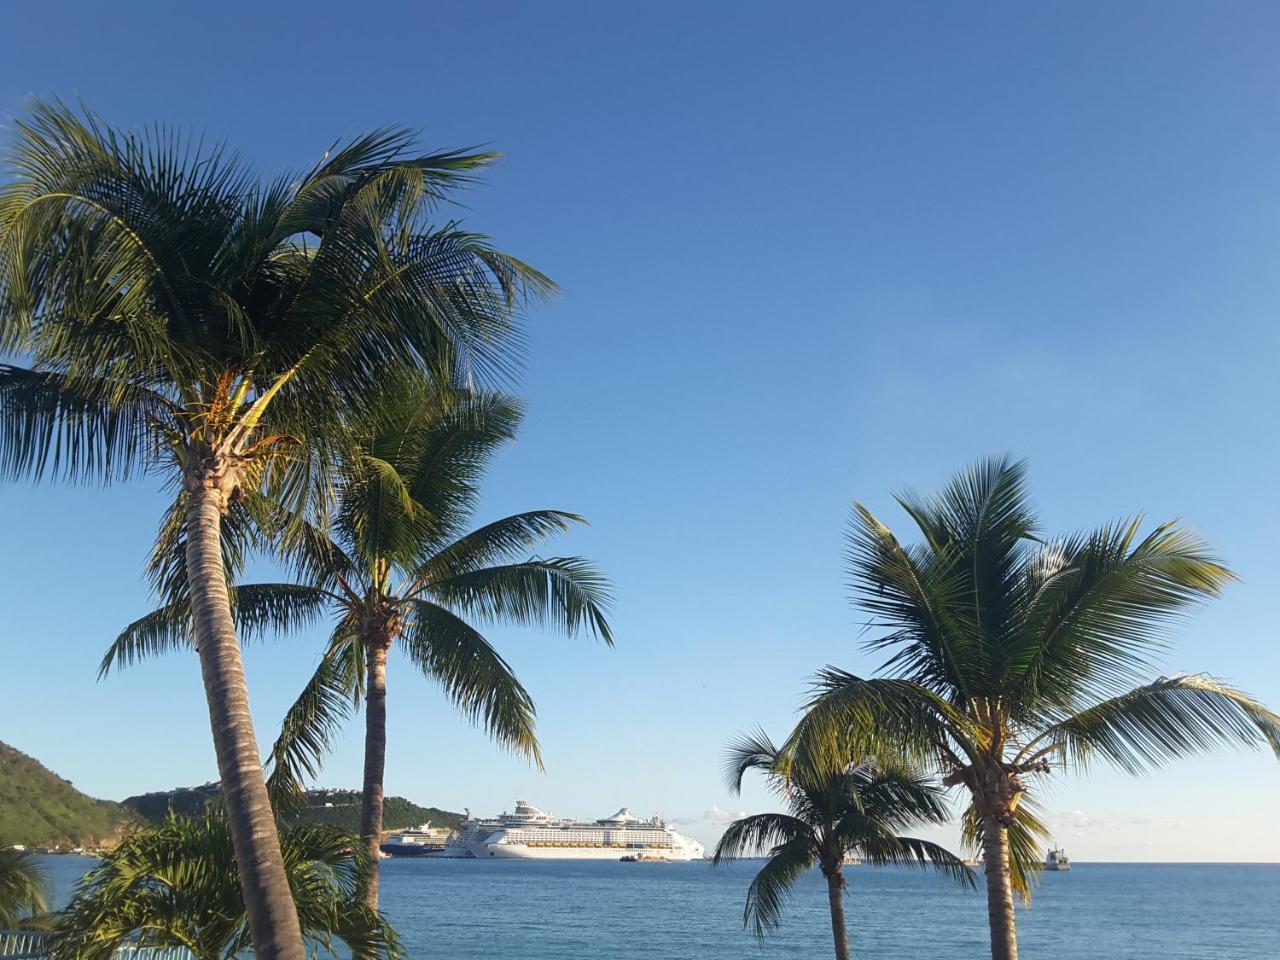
left=380, top=823, right=453, bottom=858
left=441, top=801, right=704, bottom=861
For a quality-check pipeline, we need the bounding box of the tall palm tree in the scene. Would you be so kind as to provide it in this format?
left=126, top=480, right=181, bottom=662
left=103, top=379, right=613, bottom=911
left=714, top=732, right=972, bottom=960
left=0, top=102, right=546, bottom=959
left=790, top=457, right=1280, bottom=960
left=49, top=811, right=398, bottom=960
left=0, top=847, right=48, bottom=927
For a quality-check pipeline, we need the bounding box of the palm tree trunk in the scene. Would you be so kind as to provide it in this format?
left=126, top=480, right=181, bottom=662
left=359, top=640, right=389, bottom=912
left=980, top=819, right=1019, bottom=960
left=184, top=486, right=305, bottom=960
left=825, top=868, right=851, bottom=960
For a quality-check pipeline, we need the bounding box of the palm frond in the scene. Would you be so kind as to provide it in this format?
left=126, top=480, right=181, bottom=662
left=145, top=494, right=258, bottom=606
left=890, top=455, right=1037, bottom=695
left=789, top=670, right=970, bottom=779
left=712, top=813, right=814, bottom=864
left=403, top=600, right=542, bottom=766
left=851, top=767, right=954, bottom=830
left=0, top=364, right=168, bottom=484
left=859, top=834, right=976, bottom=887
left=1011, top=522, right=1236, bottom=708
left=425, top=557, right=613, bottom=643
left=738, top=837, right=816, bottom=942
left=100, top=583, right=332, bottom=678
left=0, top=847, right=48, bottom=927
left=845, top=501, right=981, bottom=696
left=100, top=601, right=192, bottom=676
left=1039, top=674, right=1280, bottom=774
left=48, top=810, right=399, bottom=960
left=416, top=510, right=583, bottom=581
left=230, top=582, right=334, bottom=643
left=722, top=729, right=784, bottom=795
left=266, top=626, right=363, bottom=810
left=961, top=799, right=1051, bottom=902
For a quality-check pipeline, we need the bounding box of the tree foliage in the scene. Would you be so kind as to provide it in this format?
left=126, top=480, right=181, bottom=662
left=49, top=812, right=398, bottom=960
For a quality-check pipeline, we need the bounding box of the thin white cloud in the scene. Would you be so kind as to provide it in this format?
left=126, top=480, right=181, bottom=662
left=705, top=805, right=748, bottom=823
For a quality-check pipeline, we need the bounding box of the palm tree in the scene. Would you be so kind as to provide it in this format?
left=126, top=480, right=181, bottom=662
left=49, top=811, right=398, bottom=960
left=790, top=457, right=1280, bottom=960
left=0, top=102, right=546, bottom=959
left=714, top=732, right=972, bottom=960
left=103, top=379, right=613, bottom=911
left=0, top=847, right=48, bottom=927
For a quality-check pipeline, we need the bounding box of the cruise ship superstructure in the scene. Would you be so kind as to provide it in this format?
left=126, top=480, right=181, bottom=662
left=435, top=801, right=705, bottom=860
left=380, top=823, right=452, bottom=857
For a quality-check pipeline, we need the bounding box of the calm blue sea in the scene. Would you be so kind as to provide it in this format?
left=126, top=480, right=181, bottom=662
left=37, top=855, right=1280, bottom=959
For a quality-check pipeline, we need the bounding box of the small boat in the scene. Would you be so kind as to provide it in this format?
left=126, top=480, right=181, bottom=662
left=843, top=857, right=862, bottom=866
left=961, top=857, right=982, bottom=867
left=1044, top=847, right=1071, bottom=871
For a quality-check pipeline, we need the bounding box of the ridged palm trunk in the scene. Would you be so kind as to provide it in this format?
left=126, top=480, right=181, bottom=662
left=184, top=482, right=305, bottom=960
left=359, top=636, right=391, bottom=912
left=980, top=819, right=1018, bottom=960
left=823, top=862, right=851, bottom=960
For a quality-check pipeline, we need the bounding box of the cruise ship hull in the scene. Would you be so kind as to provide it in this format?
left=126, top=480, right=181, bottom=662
left=440, top=801, right=706, bottom=861
left=474, top=843, right=699, bottom=861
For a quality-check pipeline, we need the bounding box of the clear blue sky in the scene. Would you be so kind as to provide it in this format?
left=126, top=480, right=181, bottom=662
left=2, top=1, right=1278, bottom=860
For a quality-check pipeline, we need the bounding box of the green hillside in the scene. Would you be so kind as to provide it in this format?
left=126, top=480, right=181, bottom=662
left=119, top=782, right=222, bottom=822
left=0, top=741, right=135, bottom=847
left=123, top=785, right=463, bottom=835
left=297, top=790, right=464, bottom=834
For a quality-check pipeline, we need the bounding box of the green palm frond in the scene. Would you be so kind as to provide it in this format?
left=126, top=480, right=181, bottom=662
left=261, top=501, right=357, bottom=592
left=230, top=583, right=334, bottom=642
left=266, top=627, right=363, bottom=808
left=712, top=813, right=814, bottom=864
left=789, top=671, right=971, bottom=778
left=894, top=456, right=1036, bottom=677
left=331, top=384, right=523, bottom=566
left=845, top=501, right=981, bottom=697
left=850, top=767, right=954, bottom=831
left=416, top=510, right=584, bottom=581
left=338, top=452, right=422, bottom=564
left=426, top=557, right=614, bottom=643
left=100, top=601, right=192, bottom=676
left=859, top=834, right=976, bottom=887
left=100, top=583, right=333, bottom=677
left=722, top=729, right=785, bottom=794
left=403, top=600, right=541, bottom=767
left=739, top=837, right=815, bottom=942
left=1039, top=674, right=1280, bottom=774
left=961, top=799, right=1051, bottom=902
left=1010, top=522, right=1235, bottom=708
left=0, top=364, right=169, bottom=484
left=48, top=810, right=398, bottom=960
left=0, top=847, right=48, bottom=927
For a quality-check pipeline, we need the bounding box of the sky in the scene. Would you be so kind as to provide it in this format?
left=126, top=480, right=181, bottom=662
left=2, top=1, right=1279, bottom=861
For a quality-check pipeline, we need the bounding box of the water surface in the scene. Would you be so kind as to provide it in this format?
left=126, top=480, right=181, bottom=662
left=38, top=856, right=1280, bottom=958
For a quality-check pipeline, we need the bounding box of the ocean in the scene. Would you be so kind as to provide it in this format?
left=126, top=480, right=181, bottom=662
left=37, top=855, right=1280, bottom=958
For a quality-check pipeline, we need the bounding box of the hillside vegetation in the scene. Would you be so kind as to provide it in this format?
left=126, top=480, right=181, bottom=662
left=123, top=786, right=464, bottom=834
left=0, top=741, right=134, bottom=847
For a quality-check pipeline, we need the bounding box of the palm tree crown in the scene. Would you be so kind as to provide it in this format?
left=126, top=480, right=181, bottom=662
left=790, top=457, right=1280, bottom=960
left=104, top=378, right=613, bottom=908
left=714, top=732, right=971, bottom=960
left=0, top=846, right=48, bottom=928
left=49, top=811, right=398, bottom=960
left=0, top=101, right=548, bottom=960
